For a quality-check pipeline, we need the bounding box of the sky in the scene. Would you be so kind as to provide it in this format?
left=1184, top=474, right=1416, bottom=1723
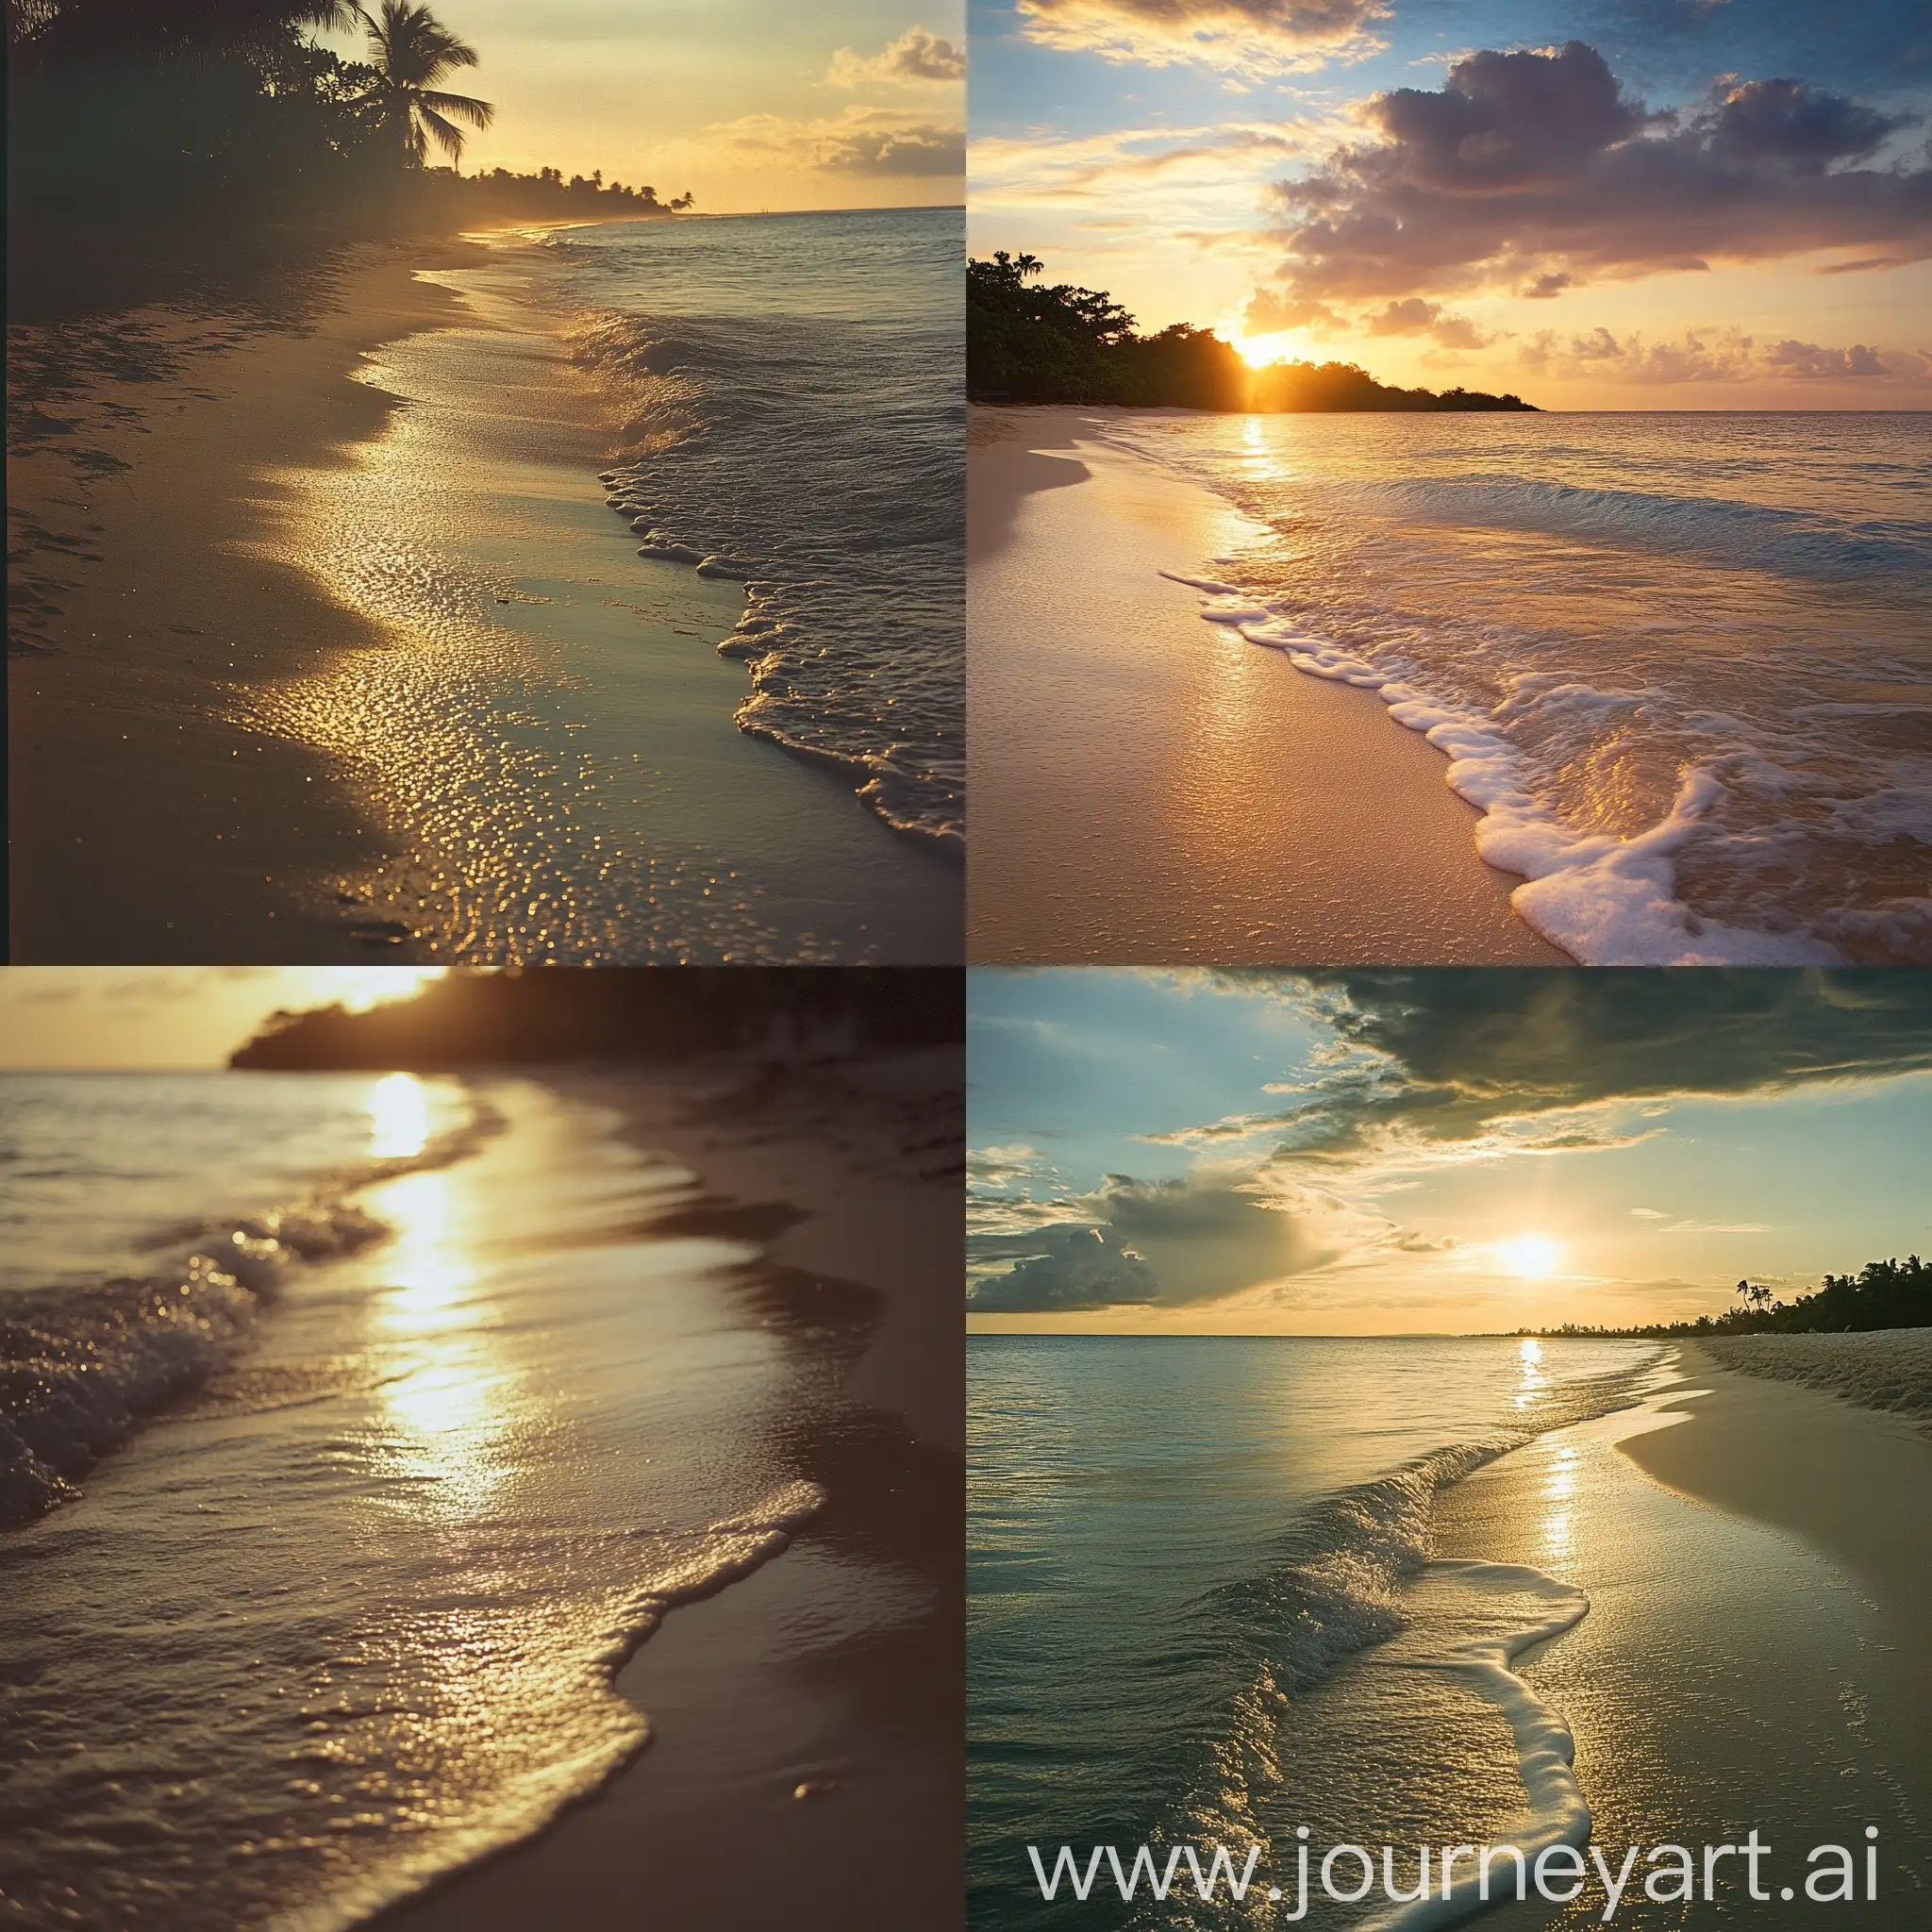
left=323, top=2, right=964, bottom=212
left=967, top=968, right=1932, bottom=1335
left=0, top=970, right=445, bottom=1069
left=967, top=0, right=1932, bottom=405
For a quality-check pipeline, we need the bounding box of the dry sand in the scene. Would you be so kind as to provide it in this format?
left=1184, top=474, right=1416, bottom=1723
left=373, top=1046, right=962, bottom=1932
left=968, top=406, right=1567, bottom=964
left=8, top=242, right=481, bottom=962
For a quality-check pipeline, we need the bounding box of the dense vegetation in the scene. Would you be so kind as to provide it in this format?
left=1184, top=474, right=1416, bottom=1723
left=1541, top=1256, right=1932, bottom=1338
left=230, top=969, right=962, bottom=1067
left=8, top=0, right=690, bottom=315
left=968, top=251, right=1536, bottom=412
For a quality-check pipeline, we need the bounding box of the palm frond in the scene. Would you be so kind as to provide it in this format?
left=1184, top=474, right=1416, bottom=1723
left=412, top=101, right=466, bottom=159
left=418, top=87, right=491, bottom=129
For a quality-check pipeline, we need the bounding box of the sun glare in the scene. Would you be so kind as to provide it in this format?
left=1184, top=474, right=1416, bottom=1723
left=333, top=967, right=446, bottom=1012
left=370, top=1072, right=433, bottom=1159
left=1224, top=325, right=1308, bottom=370
left=1499, top=1233, right=1563, bottom=1280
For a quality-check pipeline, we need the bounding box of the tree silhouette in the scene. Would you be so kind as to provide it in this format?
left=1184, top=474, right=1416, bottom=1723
left=351, top=0, right=491, bottom=166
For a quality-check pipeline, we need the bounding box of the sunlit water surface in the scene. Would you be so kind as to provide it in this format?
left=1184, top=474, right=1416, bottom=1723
left=971, top=1337, right=1926, bottom=1929
left=1103, top=413, right=1932, bottom=965
left=253, top=209, right=961, bottom=964
left=0, top=1074, right=836, bottom=1929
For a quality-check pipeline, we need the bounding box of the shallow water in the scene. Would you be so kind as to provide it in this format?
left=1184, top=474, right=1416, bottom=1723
left=257, top=210, right=962, bottom=964
left=967, top=1335, right=1664, bottom=1932
left=0, top=1074, right=846, bottom=1928
left=1099, top=413, right=1932, bottom=965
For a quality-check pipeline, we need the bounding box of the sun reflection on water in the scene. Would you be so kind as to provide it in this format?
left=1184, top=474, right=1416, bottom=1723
left=363, top=1162, right=508, bottom=1513
left=369, top=1073, right=432, bottom=1159
left=1514, top=1334, right=1548, bottom=1410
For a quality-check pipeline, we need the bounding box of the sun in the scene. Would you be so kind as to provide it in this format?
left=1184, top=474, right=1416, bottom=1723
left=1219, top=319, right=1309, bottom=370
left=1499, top=1233, right=1563, bottom=1281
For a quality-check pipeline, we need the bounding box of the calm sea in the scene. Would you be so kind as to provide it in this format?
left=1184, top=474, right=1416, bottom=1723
left=967, top=1334, right=1666, bottom=1931
left=1104, top=412, right=1932, bottom=965
left=558, top=207, right=965, bottom=849
left=0, top=1073, right=829, bottom=1928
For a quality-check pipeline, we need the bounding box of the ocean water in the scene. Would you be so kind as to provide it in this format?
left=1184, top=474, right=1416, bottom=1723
left=559, top=208, right=965, bottom=848
left=967, top=1335, right=1670, bottom=1931
left=1101, top=413, right=1932, bottom=965
left=0, top=1074, right=847, bottom=1928
left=258, top=208, right=962, bottom=963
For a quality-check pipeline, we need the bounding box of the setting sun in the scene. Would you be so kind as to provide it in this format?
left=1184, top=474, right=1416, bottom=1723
left=1222, top=324, right=1308, bottom=370
left=1499, top=1234, right=1563, bottom=1281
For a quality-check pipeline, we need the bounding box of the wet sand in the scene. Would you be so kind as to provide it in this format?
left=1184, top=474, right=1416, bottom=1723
left=968, top=406, right=1566, bottom=964
left=1428, top=1356, right=1932, bottom=1926
left=375, top=1047, right=963, bottom=1932
left=8, top=243, right=476, bottom=962
left=8, top=242, right=962, bottom=965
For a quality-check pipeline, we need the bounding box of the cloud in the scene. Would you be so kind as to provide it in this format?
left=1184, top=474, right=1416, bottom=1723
left=1519, top=325, right=1928, bottom=386
left=1360, top=295, right=1495, bottom=349
left=1520, top=271, right=1573, bottom=298
left=1243, top=290, right=1345, bottom=332
left=969, top=1172, right=1336, bottom=1312
left=1261, top=42, right=1932, bottom=301
left=711, top=107, right=962, bottom=178
left=825, top=25, right=964, bottom=88
left=971, top=124, right=1321, bottom=210
left=1191, top=969, right=1932, bottom=1166
left=1761, top=339, right=1896, bottom=378
left=1014, top=0, right=1389, bottom=73
left=969, top=1222, right=1162, bottom=1312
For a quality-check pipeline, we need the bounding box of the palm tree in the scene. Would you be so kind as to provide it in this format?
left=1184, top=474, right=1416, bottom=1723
left=352, top=0, right=491, bottom=167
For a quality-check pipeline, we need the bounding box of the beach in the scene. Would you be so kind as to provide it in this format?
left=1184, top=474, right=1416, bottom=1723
left=8, top=244, right=470, bottom=962
left=9, top=215, right=964, bottom=966
left=974, top=406, right=1930, bottom=967
left=967, top=408, right=1567, bottom=964
left=967, top=1333, right=1931, bottom=1930
left=1426, top=1342, right=1932, bottom=1927
left=0, top=1048, right=962, bottom=1930
left=377, top=1048, right=964, bottom=1931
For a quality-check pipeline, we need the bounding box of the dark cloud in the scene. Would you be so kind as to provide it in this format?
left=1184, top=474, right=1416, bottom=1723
left=1520, top=271, right=1574, bottom=298
left=1263, top=42, right=1932, bottom=299
left=969, top=1174, right=1331, bottom=1313
left=1209, top=969, right=1932, bottom=1158
left=969, top=1223, right=1160, bottom=1312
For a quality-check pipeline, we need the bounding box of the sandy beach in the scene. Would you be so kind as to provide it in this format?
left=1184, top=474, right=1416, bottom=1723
left=8, top=243, right=476, bottom=961
left=372, top=1047, right=964, bottom=1932
left=9, top=230, right=963, bottom=965
left=1427, top=1343, right=1932, bottom=1925
left=968, top=407, right=1566, bottom=964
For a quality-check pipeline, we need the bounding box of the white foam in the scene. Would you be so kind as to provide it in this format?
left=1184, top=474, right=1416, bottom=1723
left=1171, top=575, right=1845, bottom=966
left=1357, top=1560, right=1591, bottom=1932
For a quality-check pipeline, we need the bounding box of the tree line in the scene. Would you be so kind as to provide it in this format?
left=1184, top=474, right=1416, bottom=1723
left=8, top=1, right=691, bottom=313
left=967, top=251, right=1537, bottom=413
left=1539, top=1256, right=1931, bottom=1338
left=229, top=968, right=963, bottom=1067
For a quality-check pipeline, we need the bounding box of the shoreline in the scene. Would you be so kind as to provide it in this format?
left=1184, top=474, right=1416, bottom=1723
left=371, top=1047, right=963, bottom=1931
left=9, top=233, right=963, bottom=966
left=1428, top=1352, right=1932, bottom=1924
left=967, top=406, right=1567, bottom=964
left=8, top=241, right=480, bottom=962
